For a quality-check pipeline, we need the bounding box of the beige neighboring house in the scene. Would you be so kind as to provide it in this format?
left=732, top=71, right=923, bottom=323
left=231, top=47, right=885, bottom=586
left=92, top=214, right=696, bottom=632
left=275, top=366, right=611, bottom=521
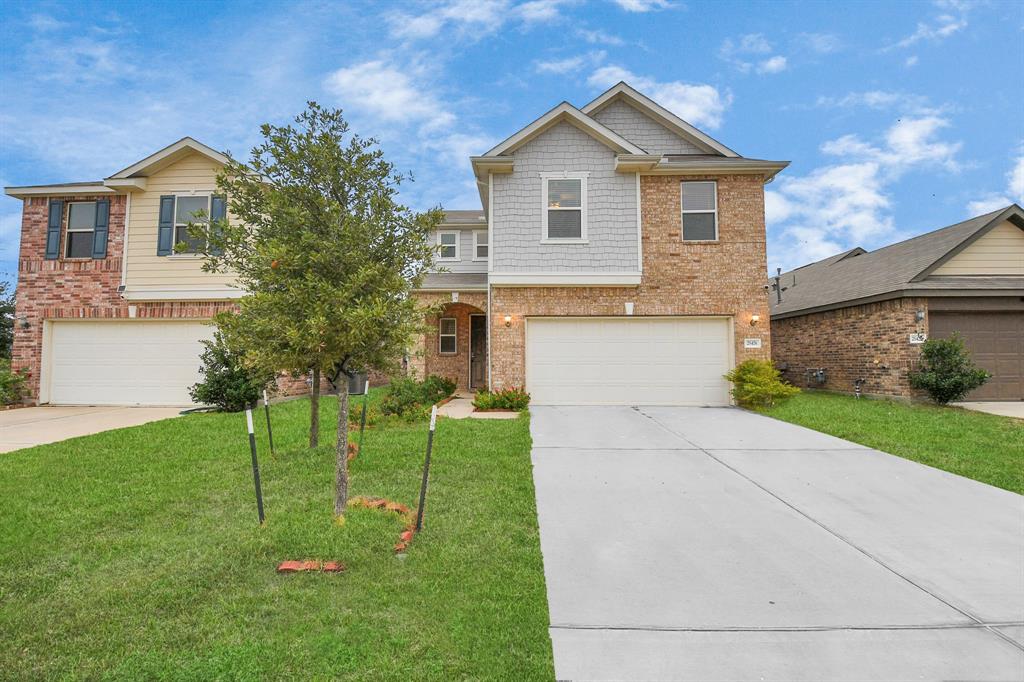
left=410, top=81, right=788, bottom=405
left=770, top=204, right=1024, bottom=401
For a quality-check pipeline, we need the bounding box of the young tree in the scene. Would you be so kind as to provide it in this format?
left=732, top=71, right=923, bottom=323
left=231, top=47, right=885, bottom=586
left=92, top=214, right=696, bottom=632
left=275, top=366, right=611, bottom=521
left=0, top=280, right=15, bottom=359
left=193, top=102, right=442, bottom=517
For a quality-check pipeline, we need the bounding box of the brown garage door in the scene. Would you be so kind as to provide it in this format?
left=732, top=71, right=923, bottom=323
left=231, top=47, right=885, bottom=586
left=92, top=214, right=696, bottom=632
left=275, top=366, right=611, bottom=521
left=929, top=312, right=1024, bottom=401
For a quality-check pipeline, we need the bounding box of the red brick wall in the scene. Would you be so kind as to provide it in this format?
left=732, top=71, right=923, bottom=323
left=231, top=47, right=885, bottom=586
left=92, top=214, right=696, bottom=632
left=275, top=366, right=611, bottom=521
left=770, top=297, right=927, bottom=398
left=489, top=174, right=772, bottom=389
left=410, top=292, right=487, bottom=390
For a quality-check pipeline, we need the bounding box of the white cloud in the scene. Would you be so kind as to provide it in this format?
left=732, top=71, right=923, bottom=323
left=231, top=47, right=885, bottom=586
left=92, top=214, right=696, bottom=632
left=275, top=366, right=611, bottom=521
left=767, top=115, right=963, bottom=271
left=905, top=55, right=920, bottom=67
left=756, top=55, right=787, bottom=74
left=815, top=90, right=943, bottom=116
left=798, top=32, right=842, bottom=54
left=386, top=0, right=575, bottom=41
left=612, top=0, right=674, bottom=11
left=323, top=59, right=454, bottom=131
left=719, top=33, right=786, bottom=75
left=890, top=0, right=972, bottom=49
left=587, top=65, right=731, bottom=129
left=535, top=51, right=604, bottom=74
left=27, top=14, right=67, bottom=31
left=517, top=0, right=576, bottom=22
left=967, top=155, right=1024, bottom=215
left=576, top=27, right=625, bottom=46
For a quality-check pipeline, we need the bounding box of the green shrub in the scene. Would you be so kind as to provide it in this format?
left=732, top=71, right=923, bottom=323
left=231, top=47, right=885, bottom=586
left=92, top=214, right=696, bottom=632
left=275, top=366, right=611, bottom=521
left=0, top=359, right=27, bottom=405
left=473, top=387, right=531, bottom=411
left=909, top=334, right=990, bottom=404
left=724, top=359, right=799, bottom=408
left=188, top=331, right=275, bottom=412
left=379, top=375, right=456, bottom=418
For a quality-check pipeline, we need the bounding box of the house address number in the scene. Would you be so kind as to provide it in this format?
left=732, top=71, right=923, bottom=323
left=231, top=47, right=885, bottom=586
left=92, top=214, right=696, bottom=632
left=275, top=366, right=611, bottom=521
left=909, top=333, right=927, bottom=344
left=744, top=338, right=762, bottom=349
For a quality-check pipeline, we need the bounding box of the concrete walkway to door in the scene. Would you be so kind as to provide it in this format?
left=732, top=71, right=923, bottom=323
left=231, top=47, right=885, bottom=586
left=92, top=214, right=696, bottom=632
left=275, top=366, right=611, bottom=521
left=530, top=405, right=1024, bottom=682
left=0, top=406, right=183, bottom=453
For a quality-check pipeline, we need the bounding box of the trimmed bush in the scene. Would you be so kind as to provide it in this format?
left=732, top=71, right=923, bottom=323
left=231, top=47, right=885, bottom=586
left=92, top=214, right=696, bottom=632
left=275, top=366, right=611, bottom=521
left=724, top=359, right=799, bottom=408
left=379, top=375, right=456, bottom=418
left=909, top=334, right=990, bottom=404
left=188, top=331, right=275, bottom=412
left=473, top=387, right=531, bottom=411
left=0, top=359, right=27, bottom=405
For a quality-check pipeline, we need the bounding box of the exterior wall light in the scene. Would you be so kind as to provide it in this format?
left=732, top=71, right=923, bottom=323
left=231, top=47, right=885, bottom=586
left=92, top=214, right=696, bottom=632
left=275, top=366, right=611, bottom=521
left=504, top=315, right=512, bottom=328
left=915, top=310, right=925, bottom=322
left=750, top=314, right=760, bottom=326
left=17, top=314, right=29, bottom=329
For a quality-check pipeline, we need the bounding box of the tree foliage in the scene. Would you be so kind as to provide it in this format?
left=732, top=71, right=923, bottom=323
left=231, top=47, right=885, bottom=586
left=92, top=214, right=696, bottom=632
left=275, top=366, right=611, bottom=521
left=909, top=334, right=990, bottom=404
left=0, top=280, right=15, bottom=359
left=189, top=329, right=275, bottom=412
left=192, top=102, right=443, bottom=516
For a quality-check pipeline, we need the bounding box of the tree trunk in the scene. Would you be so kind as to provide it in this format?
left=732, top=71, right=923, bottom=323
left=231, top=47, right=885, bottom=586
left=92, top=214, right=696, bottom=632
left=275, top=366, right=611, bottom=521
left=309, top=366, right=321, bottom=448
left=333, top=380, right=350, bottom=517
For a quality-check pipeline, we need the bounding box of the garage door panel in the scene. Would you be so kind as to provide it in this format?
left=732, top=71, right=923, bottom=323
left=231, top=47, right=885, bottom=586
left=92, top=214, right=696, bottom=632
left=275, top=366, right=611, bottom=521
left=526, top=317, right=731, bottom=406
left=930, top=312, right=1023, bottom=401
left=48, top=322, right=214, bottom=405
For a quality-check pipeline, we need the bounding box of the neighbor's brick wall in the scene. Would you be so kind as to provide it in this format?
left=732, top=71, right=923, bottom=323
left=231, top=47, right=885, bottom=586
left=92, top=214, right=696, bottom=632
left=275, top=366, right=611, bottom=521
left=489, top=174, right=772, bottom=389
left=770, top=297, right=928, bottom=398
left=411, top=291, right=487, bottom=390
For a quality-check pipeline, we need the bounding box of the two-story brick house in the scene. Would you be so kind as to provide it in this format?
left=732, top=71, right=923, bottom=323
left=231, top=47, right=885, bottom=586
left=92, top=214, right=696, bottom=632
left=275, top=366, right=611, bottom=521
left=7, top=82, right=786, bottom=407
left=410, top=82, right=787, bottom=405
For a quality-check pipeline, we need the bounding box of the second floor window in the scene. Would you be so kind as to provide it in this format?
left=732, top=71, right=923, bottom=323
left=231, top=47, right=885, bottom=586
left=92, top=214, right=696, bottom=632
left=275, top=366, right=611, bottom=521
left=65, top=202, right=97, bottom=258
left=175, top=196, right=210, bottom=253
left=438, top=231, right=459, bottom=260
left=543, top=176, right=587, bottom=241
left=473, top=230, right=488, bottom=260
left=681, top=181, right=718, bottom=241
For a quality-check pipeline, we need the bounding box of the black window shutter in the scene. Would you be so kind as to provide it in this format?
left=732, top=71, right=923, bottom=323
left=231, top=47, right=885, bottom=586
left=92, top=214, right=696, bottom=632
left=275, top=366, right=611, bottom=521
left=91, top=199, right=110, bottom=259
left=209, top=195, right=226, bottom=255
left=45, top=199, right=63, bottom=260
left=157, top=195, right=175, bottom=256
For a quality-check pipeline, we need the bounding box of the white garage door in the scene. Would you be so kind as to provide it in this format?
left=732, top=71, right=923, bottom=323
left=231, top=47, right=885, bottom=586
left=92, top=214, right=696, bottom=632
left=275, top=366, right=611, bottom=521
left=526, top=317, right=732, bottom=406
left=47, top=321, right=215, bottom=405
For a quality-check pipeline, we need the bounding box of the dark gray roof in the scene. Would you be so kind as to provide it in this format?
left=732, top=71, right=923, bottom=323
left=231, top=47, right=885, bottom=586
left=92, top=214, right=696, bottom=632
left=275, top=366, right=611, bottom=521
left=441, top=210, right=486, bottom=225
left=417, top=273, right=488, bottom=291
left=661, top=155, right=788, bottom=168
left=770, top=205, right=1024, bottom=318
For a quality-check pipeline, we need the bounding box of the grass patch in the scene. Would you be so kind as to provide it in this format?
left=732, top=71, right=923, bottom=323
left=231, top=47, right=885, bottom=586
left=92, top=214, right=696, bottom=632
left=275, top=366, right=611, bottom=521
left=760, top=392, right=1024, bottom=494
left=0, top=390, right=553, bottom=679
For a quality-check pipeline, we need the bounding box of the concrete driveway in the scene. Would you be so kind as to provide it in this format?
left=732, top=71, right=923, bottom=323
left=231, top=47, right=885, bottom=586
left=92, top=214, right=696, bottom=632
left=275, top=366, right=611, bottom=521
left=0, top=406, right=184, bottom=453
left=530, top=405, right=1024, bottom=682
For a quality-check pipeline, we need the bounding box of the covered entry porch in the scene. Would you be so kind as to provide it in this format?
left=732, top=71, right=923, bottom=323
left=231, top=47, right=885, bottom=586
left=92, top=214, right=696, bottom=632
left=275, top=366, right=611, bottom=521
left=410, top=290, right=488, bottom=391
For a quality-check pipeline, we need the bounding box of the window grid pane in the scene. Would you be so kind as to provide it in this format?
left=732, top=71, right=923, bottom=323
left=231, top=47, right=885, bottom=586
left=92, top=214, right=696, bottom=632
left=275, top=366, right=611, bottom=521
left=547, top=179, right=581, bottom=208
left=682, top=213, right=716, bottom=241
left=68, top=202, right=97, bottom=230
left=682, top=181, right=716, bottom=212
left=175, top=196, right=208, bottom=224
left=65, top=232, right=92, bottom=258
left=547, top=209, right=582, bottom=239
left=440, top=233, right=457, bottom=245
left=175, top=226, right=205, bottom=252
left=440, top=318, right=456, bottom=335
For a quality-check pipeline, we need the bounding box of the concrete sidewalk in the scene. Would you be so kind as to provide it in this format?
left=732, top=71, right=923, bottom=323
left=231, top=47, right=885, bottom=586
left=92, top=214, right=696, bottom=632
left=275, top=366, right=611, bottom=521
left=530, top=405, right=1024, bottom=681
left=0, top=406, right=183, bottom=453
left=954, top=401, right=1024, bottom=419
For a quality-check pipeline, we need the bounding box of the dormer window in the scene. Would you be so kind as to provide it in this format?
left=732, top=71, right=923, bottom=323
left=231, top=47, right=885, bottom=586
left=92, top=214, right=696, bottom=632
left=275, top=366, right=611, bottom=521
left=542, top=174, right=588, bottom=242
left=438, top=231, right=459, bottom=261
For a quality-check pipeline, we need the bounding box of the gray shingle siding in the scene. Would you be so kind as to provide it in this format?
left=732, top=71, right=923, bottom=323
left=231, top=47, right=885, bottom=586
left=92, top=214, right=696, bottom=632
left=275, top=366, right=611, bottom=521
left=492, top=121, right=638, bottom=273
left=591, top=99, right=703, bottom=155
left=429, top=228, right=487, bottom=273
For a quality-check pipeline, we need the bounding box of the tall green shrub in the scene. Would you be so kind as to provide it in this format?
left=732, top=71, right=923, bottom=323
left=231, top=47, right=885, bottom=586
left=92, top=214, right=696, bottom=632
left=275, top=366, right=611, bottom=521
left=189, top=331, right=275, bottom=412
left=909, top=334, right=989, bottom=404
left=0, top=359, right=27, bottom=405
left=724, top=359, right=799, bottom=408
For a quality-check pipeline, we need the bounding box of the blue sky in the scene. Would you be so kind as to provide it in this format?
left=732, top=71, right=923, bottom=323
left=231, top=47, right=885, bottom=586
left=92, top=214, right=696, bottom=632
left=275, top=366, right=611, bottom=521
left=1, top=0, right=1022, bottom=285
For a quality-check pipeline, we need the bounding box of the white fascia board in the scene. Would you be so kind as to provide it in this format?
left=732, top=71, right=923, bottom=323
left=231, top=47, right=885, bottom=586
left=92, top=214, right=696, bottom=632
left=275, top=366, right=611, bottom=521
left=582, top=82, right=740, bottom=157
left=122, top=286, right=244, bottom=301
left=103, top=177, right=147, bottom=192
left=108, top=137, right=230, bottom=179
left=489, top=272, right=641, bottom=286
left=482, top=102, right=646, bottom=157
left=4, top=184, right=115, bottom=198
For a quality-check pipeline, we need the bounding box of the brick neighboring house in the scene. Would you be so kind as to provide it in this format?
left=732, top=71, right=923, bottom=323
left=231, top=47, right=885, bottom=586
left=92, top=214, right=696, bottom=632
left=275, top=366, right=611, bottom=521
left=770, top=205, right=1024, bottom=401
left=410, top=82, right=788, bottom=405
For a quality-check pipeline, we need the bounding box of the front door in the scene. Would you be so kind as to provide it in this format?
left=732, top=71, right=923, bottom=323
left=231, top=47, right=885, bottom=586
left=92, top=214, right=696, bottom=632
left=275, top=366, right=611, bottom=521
left=470, top=315, right=487, bottom=389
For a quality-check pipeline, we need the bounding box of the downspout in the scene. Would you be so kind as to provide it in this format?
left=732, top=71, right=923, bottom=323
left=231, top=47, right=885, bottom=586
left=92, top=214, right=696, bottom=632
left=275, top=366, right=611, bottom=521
left=119, top=192, right=132, bottom=290
left=486, top=171, right=493, bottom=391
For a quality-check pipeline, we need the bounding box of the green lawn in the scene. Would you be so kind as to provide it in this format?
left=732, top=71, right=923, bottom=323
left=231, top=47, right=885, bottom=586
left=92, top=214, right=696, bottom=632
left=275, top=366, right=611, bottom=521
left=760, top=392, right=1024, bottom=494
left=0, top=392, right=554, bottom=680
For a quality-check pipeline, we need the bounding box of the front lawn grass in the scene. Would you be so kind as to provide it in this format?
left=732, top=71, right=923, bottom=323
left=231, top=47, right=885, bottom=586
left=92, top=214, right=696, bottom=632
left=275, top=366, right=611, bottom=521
left=760, top=391, right=1024, bottom=494
left=0, top=391, right=554, bottom=679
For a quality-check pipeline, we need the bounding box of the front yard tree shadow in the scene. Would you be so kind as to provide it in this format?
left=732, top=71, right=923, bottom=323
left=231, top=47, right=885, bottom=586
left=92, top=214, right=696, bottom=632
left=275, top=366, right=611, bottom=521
left=189, top=102, right=444, bottom=519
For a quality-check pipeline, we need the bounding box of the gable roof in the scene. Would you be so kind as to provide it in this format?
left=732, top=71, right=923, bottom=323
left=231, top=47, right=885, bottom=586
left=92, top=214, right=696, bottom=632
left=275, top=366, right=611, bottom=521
left=482, top=101, right=646, bottom=157
left=770, top=204, right=1024, bottom=318
left=581, top=81, right=739, bottom=157
left=107, top=137, right=230, bottom=179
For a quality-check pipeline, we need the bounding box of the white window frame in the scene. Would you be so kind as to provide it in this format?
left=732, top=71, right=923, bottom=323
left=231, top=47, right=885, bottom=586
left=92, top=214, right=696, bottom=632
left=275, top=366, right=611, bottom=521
left=541, top=172, right=588, bottom=243
left=473, top=230, right=488, bottom=261
left=438, top=317, right=457, bottom=355
left=680, top=180, right=718, bottom=242
left=173, top=194, right=212, bottom=255
left=65, top=201, right=97, bottom=259
left=437, top=231, right=460, bottom=261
